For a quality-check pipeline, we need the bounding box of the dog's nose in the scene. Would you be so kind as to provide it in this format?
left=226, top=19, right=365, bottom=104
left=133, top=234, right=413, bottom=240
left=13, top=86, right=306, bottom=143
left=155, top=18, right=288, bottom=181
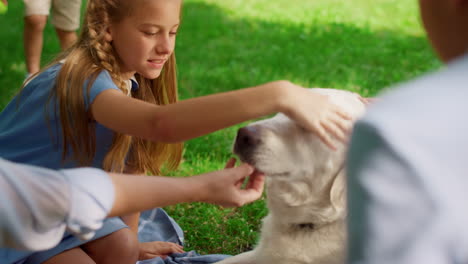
left=234, top=126, right=261, bottom=153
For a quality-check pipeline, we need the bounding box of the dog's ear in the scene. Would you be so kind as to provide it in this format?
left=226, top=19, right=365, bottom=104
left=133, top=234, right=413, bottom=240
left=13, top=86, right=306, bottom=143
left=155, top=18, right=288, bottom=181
left=329, top=169, right=346, bottom=215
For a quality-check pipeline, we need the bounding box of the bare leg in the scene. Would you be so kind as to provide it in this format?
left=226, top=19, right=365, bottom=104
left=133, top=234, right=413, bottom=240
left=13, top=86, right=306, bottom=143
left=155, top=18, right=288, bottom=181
left=55, top=28, right=77, bottom=50
left=42, top=247, right=95, bottom=264
left=24, top=15, right=47, bottom=75
left=81, top=228, right=139, bottom=264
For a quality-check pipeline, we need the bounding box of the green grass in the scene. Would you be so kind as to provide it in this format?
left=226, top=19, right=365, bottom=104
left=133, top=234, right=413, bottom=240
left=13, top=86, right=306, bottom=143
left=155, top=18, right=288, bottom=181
left=0, top=0, right=441, bottom=256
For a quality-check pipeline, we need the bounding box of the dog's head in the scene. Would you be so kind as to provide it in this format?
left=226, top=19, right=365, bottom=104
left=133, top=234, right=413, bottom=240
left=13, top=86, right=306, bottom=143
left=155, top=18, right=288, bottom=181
left=233, top=88, right=365, bottom=226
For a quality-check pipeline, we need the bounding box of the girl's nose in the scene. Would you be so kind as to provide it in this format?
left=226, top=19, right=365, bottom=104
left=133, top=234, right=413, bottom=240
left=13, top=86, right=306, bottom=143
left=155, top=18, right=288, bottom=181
left=156, top=35, right=172, bottom=54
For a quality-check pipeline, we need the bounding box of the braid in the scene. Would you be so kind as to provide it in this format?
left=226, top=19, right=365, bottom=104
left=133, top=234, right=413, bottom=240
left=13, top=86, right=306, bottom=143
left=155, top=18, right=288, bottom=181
left=86, top=0, right=127, bottom=93
left=84, top=0, right=133, bottom=172
left=52, top=0, right=184, bottom=174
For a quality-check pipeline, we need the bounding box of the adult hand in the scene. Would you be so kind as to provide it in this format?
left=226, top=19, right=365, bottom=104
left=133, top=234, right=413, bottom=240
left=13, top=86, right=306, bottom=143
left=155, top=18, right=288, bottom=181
left=196, top=158, right=265, bottom=207
left=138, top=241, right=184, bottom=260
left=282, top=84, right=352, bottom=150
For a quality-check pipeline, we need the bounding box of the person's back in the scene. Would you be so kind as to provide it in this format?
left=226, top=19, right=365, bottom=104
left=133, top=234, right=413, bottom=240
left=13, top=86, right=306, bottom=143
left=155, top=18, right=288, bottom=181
left=346, top=0, right=468, bottom=263
left=348, top=54, right=468, bottom=263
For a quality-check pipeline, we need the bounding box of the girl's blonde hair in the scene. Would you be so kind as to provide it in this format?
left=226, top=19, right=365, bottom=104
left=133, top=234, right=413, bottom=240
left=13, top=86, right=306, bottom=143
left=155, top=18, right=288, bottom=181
left=35, top=0, right=183, bottom=174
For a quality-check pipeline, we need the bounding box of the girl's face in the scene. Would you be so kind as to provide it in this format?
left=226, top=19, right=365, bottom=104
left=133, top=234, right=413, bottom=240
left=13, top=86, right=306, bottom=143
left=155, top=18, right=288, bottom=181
left=107, top=0, right=181, bottom=80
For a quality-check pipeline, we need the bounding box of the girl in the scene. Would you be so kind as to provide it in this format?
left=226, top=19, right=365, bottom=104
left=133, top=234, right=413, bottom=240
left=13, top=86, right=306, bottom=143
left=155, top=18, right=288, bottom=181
left=0, top=0, right=351, bottom=263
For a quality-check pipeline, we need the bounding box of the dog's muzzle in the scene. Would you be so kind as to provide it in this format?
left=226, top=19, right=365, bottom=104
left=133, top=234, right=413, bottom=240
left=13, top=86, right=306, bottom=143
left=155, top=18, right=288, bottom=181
left=234, top=126, right=262, bottom=164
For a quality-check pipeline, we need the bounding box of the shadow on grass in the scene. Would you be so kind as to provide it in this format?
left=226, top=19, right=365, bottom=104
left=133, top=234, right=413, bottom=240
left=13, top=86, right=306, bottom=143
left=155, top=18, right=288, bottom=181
left=177, top=2, right=439, bottom=98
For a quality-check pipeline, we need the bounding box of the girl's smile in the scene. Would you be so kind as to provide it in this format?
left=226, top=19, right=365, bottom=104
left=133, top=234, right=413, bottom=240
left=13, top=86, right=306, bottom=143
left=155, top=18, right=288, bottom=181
left=147, top=58, right=167, bottom=69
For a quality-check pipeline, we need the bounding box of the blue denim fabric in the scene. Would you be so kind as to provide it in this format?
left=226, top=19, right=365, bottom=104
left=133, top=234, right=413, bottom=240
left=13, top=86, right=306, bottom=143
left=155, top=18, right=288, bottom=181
left=138, top=251, right=229, bottom=264
left=137, top=209, right=230, bottom=264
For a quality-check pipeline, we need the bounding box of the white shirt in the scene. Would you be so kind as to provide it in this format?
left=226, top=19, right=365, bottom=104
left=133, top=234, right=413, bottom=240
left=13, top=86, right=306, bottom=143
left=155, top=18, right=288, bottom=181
left=347, top=54, right=468, bottom=264
left=0, top=158, right=114, bottom=251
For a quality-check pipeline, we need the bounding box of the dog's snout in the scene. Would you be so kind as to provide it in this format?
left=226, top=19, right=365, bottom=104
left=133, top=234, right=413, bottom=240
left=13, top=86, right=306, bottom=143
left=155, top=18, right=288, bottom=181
left=234, top=126, right=261, bottom=156
left=236, top=126, right=261, bottom=148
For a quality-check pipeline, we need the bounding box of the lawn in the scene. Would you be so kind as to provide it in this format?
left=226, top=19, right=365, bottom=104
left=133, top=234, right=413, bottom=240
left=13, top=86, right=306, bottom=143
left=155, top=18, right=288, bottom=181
left=0, top=0, right=441, bottom=256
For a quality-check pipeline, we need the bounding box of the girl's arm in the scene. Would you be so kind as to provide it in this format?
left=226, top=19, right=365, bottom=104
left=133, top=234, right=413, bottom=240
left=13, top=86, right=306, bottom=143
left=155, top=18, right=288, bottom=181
left=90, top=81, right=351, bottom=149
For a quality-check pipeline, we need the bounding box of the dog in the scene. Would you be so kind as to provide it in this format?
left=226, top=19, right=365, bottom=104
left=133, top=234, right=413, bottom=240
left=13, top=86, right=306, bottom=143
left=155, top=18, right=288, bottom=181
left=216, top=88, right=366, bottom=264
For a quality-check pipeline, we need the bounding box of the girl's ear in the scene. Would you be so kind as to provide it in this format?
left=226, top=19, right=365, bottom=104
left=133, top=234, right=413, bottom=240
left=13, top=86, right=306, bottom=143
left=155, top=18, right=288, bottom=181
left=104, top=26, right=113, bottom=42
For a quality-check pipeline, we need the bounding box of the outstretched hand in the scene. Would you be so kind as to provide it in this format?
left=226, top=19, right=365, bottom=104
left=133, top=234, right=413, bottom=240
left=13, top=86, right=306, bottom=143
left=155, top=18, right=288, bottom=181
left=284, top=86, right=353, bottom=150
left=196, top=158, right=265, bottom=207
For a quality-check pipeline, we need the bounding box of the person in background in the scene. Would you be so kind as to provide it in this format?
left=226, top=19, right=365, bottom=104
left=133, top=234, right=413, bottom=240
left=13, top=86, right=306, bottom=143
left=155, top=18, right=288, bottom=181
left=347, top=0, right=468, bottom=263
left=23, top=0, right=82, bottom=76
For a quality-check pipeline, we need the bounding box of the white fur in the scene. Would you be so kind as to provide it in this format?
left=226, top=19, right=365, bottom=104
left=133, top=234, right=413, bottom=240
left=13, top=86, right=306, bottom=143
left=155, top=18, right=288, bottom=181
left=217, top=88, right=366, bottom=264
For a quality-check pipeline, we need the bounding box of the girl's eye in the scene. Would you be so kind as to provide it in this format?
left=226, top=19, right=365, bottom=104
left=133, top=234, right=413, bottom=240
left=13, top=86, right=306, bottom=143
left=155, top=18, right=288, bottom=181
left=169, top=32, right=178, bottom=36
left=144, top=32, right=157, bottom=36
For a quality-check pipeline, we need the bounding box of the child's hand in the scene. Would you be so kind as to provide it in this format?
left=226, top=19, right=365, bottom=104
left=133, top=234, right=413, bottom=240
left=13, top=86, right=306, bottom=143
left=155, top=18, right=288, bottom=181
left=359, top=96, right=378, bottom=105
left=196, top=158, right=265, bottom=207
left=283, top=85, right=353, bottom=150
left=138, top=241, right=184, bottom=260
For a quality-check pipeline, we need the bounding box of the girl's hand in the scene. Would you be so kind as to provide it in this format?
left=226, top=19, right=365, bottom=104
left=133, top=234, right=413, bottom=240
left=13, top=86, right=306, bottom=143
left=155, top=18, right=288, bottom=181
left=138, top=241, right=184, bottom=260
left=1, top=0, right=7, bottom=5
left=282, top=84, right=353, bottom=150
left=196, top=158, right=265, bottom=207
left=359, top=96, right=378, bottom=105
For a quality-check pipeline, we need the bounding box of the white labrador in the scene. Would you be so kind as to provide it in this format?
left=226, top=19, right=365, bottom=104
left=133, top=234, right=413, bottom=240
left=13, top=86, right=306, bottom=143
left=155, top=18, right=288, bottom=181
left=217, top=88, right=366, bottom=264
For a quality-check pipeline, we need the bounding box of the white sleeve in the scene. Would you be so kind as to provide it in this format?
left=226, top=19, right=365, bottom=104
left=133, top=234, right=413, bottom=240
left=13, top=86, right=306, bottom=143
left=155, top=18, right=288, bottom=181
left=0, top=158, right=114, bottom=251
left=346, top=123, right=439, bottom=264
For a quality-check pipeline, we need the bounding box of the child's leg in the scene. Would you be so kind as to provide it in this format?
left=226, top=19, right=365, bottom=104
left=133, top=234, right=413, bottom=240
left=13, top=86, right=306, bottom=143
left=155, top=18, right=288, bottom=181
left=51, top=0, right=80, bottom=50
left=81, top=228, right=139, bottom=264
left=42, top=248, right=96, bottom=264
left=23, top=15, right=47, bottom=75
left=54, top=28, right=77, bottom=50
left=23, top=0, right=50, bottom=75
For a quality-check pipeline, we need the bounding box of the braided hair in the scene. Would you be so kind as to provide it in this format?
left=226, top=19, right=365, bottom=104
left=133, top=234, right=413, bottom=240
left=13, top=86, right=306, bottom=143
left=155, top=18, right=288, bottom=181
left=37, top=0, right=183, bottom=174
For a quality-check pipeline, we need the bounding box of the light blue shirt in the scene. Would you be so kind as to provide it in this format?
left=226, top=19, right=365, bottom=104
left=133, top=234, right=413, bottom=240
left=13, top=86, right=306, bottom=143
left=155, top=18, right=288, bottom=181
left=347, top=54, right=468, bottom=264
